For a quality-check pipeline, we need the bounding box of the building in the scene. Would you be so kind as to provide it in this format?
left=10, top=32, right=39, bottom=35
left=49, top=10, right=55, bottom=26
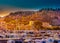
left=42, top=22, right=52, bottom=28
left=29, top=21, right=34, bottom=26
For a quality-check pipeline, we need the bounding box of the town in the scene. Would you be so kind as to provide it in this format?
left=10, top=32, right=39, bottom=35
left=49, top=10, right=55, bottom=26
left=0, top=8, right=59, bottom=43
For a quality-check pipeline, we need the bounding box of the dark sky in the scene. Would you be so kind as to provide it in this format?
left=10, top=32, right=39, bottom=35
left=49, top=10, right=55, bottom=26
left=0, top=0, right=60, bottom=9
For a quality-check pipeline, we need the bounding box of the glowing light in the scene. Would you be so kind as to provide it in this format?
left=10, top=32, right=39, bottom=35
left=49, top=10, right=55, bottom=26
left=0, top=16, right=4, bottom=17
left=29, top=21, right=34, bottom=26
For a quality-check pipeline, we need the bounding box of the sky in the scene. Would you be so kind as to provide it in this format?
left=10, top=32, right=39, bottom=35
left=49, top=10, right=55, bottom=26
left=0, top=0, right=60, bottom=16
left=0, top=0, right=60, bottom=9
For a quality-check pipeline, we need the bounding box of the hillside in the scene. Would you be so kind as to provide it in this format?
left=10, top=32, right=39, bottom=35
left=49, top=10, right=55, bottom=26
left=3, top=8, right=60, bottom=30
